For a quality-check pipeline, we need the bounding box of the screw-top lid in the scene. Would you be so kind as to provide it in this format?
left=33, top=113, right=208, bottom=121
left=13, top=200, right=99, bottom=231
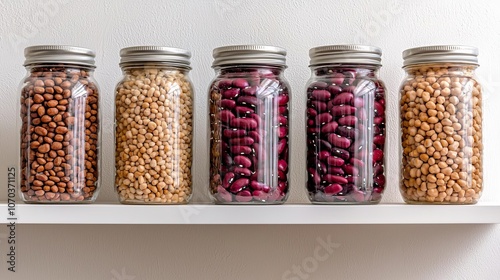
left=119, top=46, right=191, bottom=69
left=212, top=45, right=287, bottom=68
left=24, top=45, right=96, bottom=67
left=309, top=45, right=382, bottom=67
left=403, top=45, right=479, bottom=67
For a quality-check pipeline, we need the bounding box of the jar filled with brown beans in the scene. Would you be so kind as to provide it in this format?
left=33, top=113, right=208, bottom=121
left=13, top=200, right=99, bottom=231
left=115, top=46, right=193, bottom=204
left=20, top=45, right=101, bottom=203
left=400, top=45, right=483, bottom=204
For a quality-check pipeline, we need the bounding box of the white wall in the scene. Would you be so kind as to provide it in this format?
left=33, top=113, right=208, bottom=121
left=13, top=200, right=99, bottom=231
left=1, top=0, right=500, bottom=279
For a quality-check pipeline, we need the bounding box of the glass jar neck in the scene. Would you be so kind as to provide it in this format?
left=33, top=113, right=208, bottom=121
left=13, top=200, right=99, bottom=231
left=216, top=65, right=285, bottom=76
left=310, top=64, right=380, bottom=77
left=26, top=63, right=94, bottom=72
left=404, top=63, right=477, bottom=77
left=121, top=64, right=190, bottom=74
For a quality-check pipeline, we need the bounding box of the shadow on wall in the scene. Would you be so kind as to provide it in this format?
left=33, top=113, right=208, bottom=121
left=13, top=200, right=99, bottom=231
left=6, top=224, right=500, bottom=280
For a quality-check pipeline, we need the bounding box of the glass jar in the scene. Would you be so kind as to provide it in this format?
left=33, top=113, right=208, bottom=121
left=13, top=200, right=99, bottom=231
left=400, top=45, right=483, bottom=204
left=305, top=45, right=387, bottom=204
left=115, top=46, right=193, bottom=204
left=19, top=45, right=101, bottom=203
left=209, top=45, right=291, bottom=204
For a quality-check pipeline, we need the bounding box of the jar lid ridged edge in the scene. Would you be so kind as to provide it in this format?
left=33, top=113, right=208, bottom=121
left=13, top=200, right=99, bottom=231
left=402, top=45, right=479, bottom=67
left=24, top=45, right=96, bottom=67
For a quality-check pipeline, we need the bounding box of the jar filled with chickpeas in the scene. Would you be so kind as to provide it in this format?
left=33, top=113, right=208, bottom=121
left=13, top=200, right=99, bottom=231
left=400, top=45, right=482, bottom=204
left=115, top=46, right=193, bottom=204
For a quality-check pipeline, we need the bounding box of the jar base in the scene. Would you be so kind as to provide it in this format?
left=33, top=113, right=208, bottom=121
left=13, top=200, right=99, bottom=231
left=403, top=200, right=478, bottom=205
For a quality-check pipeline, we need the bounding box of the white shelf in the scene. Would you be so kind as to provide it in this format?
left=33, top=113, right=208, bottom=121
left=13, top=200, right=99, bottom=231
left=1, top=202, right=500, bottom=224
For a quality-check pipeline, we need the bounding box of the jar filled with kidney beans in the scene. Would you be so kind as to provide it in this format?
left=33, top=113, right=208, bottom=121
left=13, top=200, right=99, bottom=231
left=19, top=45, right=101, bottom=203
left=209, top=45, right=291, bottom=204
left=306, top=45, right=386, bottom=204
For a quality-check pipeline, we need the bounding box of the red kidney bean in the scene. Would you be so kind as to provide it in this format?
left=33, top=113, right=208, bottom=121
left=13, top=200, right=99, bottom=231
left=328, top=167, right=344, bottom=175
left=278, top=159, right=288, bottom=172
left=338, top=116, right=358, bottom=126
left=221, top=99, right=236, bottom=109
left=374, top=174, right=385, bottom=187
left=315, top=112, right=333, bottom=125
left=237, top=95, right=260, bottom=107
left=312, top=90, right=331, bottom=100
left=373, top=163, right=384, bottom=176
left=336, top=126, right=358, bottom=139
left=374, top=116, right=384, bottom=125
left=327, top=134, right=351, bottom=149
left=278, top=95, right=289, bottom=106
left=231, top=118, right=258, bottom=130
left=324, top=174, right=348, bottom=184
left=235, top=190, right=253, bottom=202
left=250, top=181, right=267, bottom=191
left=374, top=101, right=384, bottom=116
left=332, top=73, right=344, bottom=85
left=230, top=145, right=252, bottom=155
left=242, top=86, right=258, bottom=96
left=373, top=135, right=385, bottom=146
left=332, top=92, right=354, bottom=106
left=321, top=121, right=338, bottom=133
left=373, top=149, right=384, bottom=163
left=223, top=172, right=235, bottom=188
left=234, top=167, right=252, bottom=177
left=307, top=108, right=318, bottom=118
left=343, top=164, right=359, bottom=176
left=229, top=137, right=254, bottom=146
left=331, top=105, right=356, bottom=116
left=235, top=106, right=254, bottom=115
left=350, top=158, right=364, bottom=168
left=310, top=81, right=329, bottom=89
left=234, top=155, right=252, bottom=168
left=278, top=139, right=287, bottom=154
left=233, top=78, right=249, bottom=88
left=318, top=151, right=330, bottom=161
left=220, top=110, right=235, bottom=123
left=279, top=116, right=288, bottom=125
left=308, top=168, right=321, bottom=185
left=223, top=129, right=246, bottom=138
left=218, top=79, right=233, bottom=89
left=230, top=178, right=249, bottom=193
left=311, top=101, right=327, bottom=112
left=279, top=127, right=287, bottom=138
left=326, top=156, right=344, bottom=166
left=248, top=131, right=261, bottom=143
left=327, top=85, right=342, bottom=94
left=324, top=184, right=342, bottom=195
left=249, top=113, right=261, bottom=127
left=222, top=88, right=240, bottom=99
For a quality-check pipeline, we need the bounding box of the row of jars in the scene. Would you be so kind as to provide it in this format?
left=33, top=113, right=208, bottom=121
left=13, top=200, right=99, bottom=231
left=19, top=44, right=483, bottom=205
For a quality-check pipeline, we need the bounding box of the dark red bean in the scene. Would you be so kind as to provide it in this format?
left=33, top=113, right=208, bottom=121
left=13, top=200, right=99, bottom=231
left=324, top=184, right=342, bottom=195
left=248, top=131, right=261, bottom=143
left=354, top=97, right=364, bottom=107
left=221, top=99, right=236, bottom=109
left=278, top=95, right=289, bottom=106
left=233, top=167, right=252, bottom=177
left=235, top=106, right=254, bottom=115
left=324, top=174, right=348, bottom=184
left=223, top=129, right=246, bottom=138
left=338, top=116, right=358, bottom=126
left=252, top=190, right=267, bottom=200
left=373, top=164, right=384, bottom=176
left=343, top=164, right=359, bottom=176
left=374, top=117, right=384, bottom=125
left=318, top=151, right=330, bottom=161
left=279, top=116, right=288, bottom=125
left=311, top=101, right=327, bottom=112
left=309, top=81, right=328, bottom=89
left=234, top=155, right=252, bottom=168
left=216, top=186, right=233, bottom=202
left=232, top=78, right=249, bottom=88
left=230, top=137, right=254, bottom=146
left=331, top=73, right=344, bottom=85
left=312, top=90, right=331, bottom=101
left=218, top=79, right=232, bottom=89
left=332, top=148, right=350, bottom=160
left=237, top=96, right=260, bottom=107
left=231, top=118, right=258, bottom=130
left=336, top=126, right=358, bottom=139
left=220, top=110, right=235, bottom=123
left=374, top=135, right=385, bottom=146
left=235, top=190, right=253, bottom=202
left=327, top=85, right=342, bottom=94
left=326, top=156, right=344, bottom=166
left=222, top=88, right=240, bottom=99
left=327, top=133, right=351, bottom=149
left=278, top=139, right=287, bottom=154
left=279, top=106, right=288, bottom=114
left=331, top=105, right=356, bottom=116
left=242, top=86, right=258, bottom=96
left=230, top=178, right=249, bottom=193
left=332, top=92, right=354, bottom=106
left=249, top=113, right=261, bottom=127
left=315, top=112, right=333, bottom=125
left=321, top=121, right=338, bottom=133
left=350, top=158, right=364, bottom=168
left=230, top=145, right=252, bottom=155
left=278, top=127, right=287, bottom=138
left=328, top=167, right=344, bottom=175
left=250, top=181, right=267, bottom=191
left=374, top=174, right=385, bottom=187
left=374, top=101, right=385, bottom=116
left=278, top=159, right=288, bottom=172
left=222, top=172, right=235, bottom=188
left=307, top=108, right=318, bottom=118
left=373, top=149, right=384, bottom=163
left=308, top=168, right=321, bottom=185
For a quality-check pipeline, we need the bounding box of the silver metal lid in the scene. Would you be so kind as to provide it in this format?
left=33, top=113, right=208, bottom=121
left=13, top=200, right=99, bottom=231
left=119, top=46, right=191, bottom=69
left=24, top=45, right=96, bottom=67
left=403, top=45, right=479, bottom=67
left=309, top=45, right=382, bottom=66
left=212, top=45, right=287, bottom=68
